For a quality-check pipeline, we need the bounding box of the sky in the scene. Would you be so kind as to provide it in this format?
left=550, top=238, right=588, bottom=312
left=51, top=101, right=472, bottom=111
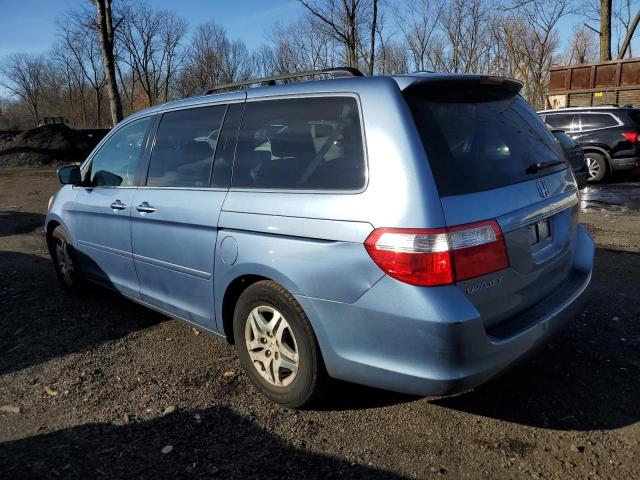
left=0, top=0, right=302, bottom=57
left=0, top=0, right=636, bottom=93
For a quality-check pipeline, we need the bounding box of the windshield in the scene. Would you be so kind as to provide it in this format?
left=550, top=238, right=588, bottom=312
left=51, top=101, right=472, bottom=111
left=406, top=89, right=566, bottom=197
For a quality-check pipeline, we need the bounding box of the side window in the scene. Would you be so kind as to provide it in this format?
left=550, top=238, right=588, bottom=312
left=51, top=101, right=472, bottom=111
left=90, top=117, right=152, bottom=187
left=580, top=113, right=618, bottom=130
left=233, top=96, right=365, bottom=190
left=146, top=105, right=226, bottom=188
left=544, top=113, right=577, bottom=131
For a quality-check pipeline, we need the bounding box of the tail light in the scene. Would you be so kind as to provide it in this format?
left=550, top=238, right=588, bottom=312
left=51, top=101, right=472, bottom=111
left=364, top=220, right=508, bottom=287
left=621, top=132, right=639, bottom=142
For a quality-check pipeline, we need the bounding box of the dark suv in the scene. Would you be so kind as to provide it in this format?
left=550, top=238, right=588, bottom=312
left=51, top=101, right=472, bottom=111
left=538, top=106, right=640, bottom=182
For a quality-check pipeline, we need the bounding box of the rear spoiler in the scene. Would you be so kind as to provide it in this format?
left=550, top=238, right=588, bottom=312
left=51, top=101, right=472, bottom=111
left=399, top=74, right=523, bottom=96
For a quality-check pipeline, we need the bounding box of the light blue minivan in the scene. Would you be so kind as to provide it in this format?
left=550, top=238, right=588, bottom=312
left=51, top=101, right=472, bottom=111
left=46, top=69, right=595, bottom=407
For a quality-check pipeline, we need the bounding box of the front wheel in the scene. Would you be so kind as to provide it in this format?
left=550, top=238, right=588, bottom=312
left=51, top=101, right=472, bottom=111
left=585, top=152, right=608, bottom=182
left=233, top=280, right=328, bottom=408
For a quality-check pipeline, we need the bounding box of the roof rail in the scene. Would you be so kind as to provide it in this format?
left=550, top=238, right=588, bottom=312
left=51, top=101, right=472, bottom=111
left=202, top=67, right=364, bottom=95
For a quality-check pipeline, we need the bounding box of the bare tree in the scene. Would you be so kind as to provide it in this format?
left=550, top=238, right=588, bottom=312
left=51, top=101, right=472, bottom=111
left=581, top=0, right=640, bottom=60
left=565, top=25, right=599, bottom=64
left=438, top=0, right=492, bottom=73
left=396, top=0, right=442, bottom=72
left=59, top=15, right=107, bottom=127
left=508, top=0, right=572, bottom=108
left=176, top=22, right=252, bottom=96
left=270, top=17, right=338, bottom=73
left=297, top=0, right=374, bottom=70
left=368, top=0, right=378, bottom=75
left=118, top=3, right=188, bottom=107
left=252, top=45, right=278, bottom=78
left=51, top=41, right=88, bottom=127
left=94, top=0, right=123, bottom=125
left=0, top=53, right=47, bottom=126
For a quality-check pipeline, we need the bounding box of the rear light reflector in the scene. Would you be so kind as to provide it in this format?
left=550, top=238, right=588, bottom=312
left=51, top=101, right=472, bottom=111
left=449, top=221, right=509, bottom=281
left=621, top=132, right=639, bottom=143
left=364, top=220, right=508, bottom=287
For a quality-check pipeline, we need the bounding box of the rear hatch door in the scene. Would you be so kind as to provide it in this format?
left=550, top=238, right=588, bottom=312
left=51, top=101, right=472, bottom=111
left=404, top=77, right=579, bottom=331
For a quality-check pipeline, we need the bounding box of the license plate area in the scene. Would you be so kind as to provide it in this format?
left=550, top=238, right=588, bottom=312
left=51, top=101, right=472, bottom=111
left=528, top=218, right=552, bottom=250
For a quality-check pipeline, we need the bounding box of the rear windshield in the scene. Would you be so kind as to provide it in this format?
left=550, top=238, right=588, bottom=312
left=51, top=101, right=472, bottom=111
left=406, top=89, right=566, bottom=197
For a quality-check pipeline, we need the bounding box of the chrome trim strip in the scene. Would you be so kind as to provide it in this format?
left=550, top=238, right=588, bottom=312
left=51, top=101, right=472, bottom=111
left=499, top=191, right=579, bottom=232
left=77, top=240, right=132, bottom=258
left=132, top=253, right=212, bottom=280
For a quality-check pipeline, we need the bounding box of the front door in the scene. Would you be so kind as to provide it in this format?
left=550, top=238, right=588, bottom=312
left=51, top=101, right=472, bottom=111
left=73, top=116, right=154, bottom=298
left=131, top=101, right=242, bottom=329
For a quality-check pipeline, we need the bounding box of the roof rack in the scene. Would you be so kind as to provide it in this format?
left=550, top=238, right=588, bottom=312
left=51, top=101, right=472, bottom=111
left=202, top=67, right=364, bottom=95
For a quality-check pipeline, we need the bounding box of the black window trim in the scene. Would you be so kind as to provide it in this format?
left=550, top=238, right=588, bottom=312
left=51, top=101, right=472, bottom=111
left=228, top=92, right=369, bottom=195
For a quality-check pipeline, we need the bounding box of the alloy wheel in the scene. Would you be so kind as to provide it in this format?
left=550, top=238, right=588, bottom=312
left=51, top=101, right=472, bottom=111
left=244, top=305, right=299, bottom=387
left=586, top=156, right=600, bottom=180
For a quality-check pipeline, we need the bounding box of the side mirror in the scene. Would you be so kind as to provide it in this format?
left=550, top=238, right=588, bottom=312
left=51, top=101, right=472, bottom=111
left=57, top=164, right=82, bottom=185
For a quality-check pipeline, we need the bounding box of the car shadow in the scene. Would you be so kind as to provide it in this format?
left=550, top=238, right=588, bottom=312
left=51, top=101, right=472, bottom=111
left=0, top=250, right=165, bottom=376
left=431, top=247, right=640, bottom=431
left=0, top=211, right=46, bottom=237
left=0, top=405, right=404, bottom=479
left=314, top=381, right=418, bottom=411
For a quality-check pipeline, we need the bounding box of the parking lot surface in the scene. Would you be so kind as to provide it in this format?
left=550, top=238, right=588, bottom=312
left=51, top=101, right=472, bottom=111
left=1, top=169, right=639, bottom=479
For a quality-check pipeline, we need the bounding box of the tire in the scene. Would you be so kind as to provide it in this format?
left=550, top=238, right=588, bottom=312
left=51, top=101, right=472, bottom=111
left=233, top=280, right=328, bottom=408
left=584, top=152, right=608, bottom=182
left=49, top=226, right=85, bottom=294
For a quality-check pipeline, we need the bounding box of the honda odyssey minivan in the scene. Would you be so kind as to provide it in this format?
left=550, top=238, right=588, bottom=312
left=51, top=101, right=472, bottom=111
left=46, top=69, right=595, bottom=407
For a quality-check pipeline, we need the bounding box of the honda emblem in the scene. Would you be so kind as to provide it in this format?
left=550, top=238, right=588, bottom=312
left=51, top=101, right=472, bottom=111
left=536, top=179, right=550, bottom=198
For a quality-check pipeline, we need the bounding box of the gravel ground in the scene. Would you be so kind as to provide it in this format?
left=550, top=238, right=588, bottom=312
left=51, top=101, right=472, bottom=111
left=1, top=168, right=639, bottom=479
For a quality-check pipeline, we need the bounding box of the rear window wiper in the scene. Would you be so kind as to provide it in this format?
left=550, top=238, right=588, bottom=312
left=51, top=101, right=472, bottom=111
left=526, top=160, right=565, bottom=174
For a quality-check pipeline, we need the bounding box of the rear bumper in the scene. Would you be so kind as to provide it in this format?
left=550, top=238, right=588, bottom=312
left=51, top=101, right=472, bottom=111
left=610, top=155, right=640, bottom=171
left=297, top=225, right=595, bottom=396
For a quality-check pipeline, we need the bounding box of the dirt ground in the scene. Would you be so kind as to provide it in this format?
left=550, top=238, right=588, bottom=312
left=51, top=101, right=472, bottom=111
left=1, top=168, right=639, bottom=479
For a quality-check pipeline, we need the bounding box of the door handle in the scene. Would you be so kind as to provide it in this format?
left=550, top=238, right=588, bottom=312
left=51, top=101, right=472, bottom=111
left=136, top=202, right=156, bottom=213
left=110, top=200, right=127, bottom=211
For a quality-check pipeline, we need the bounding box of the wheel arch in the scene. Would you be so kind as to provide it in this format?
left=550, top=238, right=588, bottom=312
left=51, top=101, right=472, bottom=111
left=582, top=145, right=612, bottom=165
left=44, top=217, right=63, bottom=255
left=220, top=274, right=270, bottom=344
left=216, top=259, right=311, bottom=344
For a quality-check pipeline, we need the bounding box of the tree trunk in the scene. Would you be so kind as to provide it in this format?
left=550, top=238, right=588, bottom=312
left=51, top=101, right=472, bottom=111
left=368, top=0, right=377, bottom=75
left=94, top=88, right=102, bottom=128
left=600, top=0, right=612, bottom=61
left=96, top=0, right=123, bottom=125
left=617, top=8, right=640, bottom=59
left=31, top=104, right=39, bottom=127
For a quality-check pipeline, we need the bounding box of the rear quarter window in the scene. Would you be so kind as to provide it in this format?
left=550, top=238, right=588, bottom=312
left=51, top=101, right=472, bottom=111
left=580, top=113, right=619, bottom=130
left=406, top=90, right=566, bottom=197
left=232, top=96, right=366, bottom=190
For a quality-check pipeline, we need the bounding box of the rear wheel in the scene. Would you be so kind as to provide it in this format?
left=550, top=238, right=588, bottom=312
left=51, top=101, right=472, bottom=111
left=49, top=226, right=85, bottom=293
left=233, top=280, right=328, bottom=408
left=585, top=152, right=607, bottom=182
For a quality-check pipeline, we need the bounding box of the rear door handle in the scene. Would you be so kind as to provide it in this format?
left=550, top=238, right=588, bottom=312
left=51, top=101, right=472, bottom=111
left=110, top=200, right=127, bottom=211
left=136, top=202, right=156, bottom=213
